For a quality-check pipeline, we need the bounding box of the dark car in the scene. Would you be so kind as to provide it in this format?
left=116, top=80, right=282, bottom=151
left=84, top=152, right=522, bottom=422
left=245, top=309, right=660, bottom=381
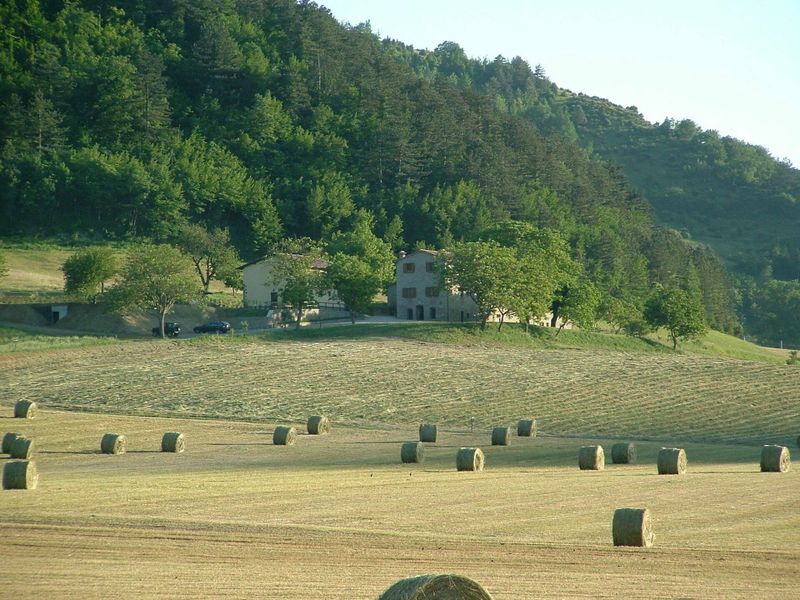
left=152, top=322, right=181, bottom=337
left=193, top=321, right=231, bottom=334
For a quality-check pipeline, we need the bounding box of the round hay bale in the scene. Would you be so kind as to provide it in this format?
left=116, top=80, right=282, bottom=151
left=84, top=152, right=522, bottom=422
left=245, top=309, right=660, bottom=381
left=516, top=418, right=537, bottom=437
left=101, top=433, right=126, bottom=455
left=2, top=460, right=38, bottom=490
left=161, top=432, right=185, bottom=453
left=2, top=432, right=20, bottom=454
left=657, top=447, right=687, bottom=475
left=456, top=447, right=484, bottom=472
left=9, top=436, right=34, bottom=459
left=491, top=426, right=511, bottom=446
left=378, top=573, right=494, bottom=600
left=760, top=445, right=790, bottom=473
left=307, top=415, right=331, bottom=435
left=611, top=442, right=637, bottom=464
left=612, top=507, right=654, bottom=548
left=419, top=423, right=438, bottom=443
left=273, top=425, right=297, bottom=446
left=579, top=445, right=605, bottom=470
left=14, top=400, right=36, bottom=419
left=401, top=441, right=425, bottom=464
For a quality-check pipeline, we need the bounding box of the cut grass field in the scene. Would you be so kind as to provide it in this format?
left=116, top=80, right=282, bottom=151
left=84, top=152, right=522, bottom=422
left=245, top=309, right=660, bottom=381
left=0, top=410, right=797, bottom=599
left=4, top=331, right=798, bottom=444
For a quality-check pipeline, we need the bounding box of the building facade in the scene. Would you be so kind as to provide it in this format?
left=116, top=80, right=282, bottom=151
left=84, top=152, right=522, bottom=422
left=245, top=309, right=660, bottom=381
left=394, top=249, right=566, bottom=328
left=241, top=255, right=343, bottom=310
left=394, top=249, right=480, bottom=322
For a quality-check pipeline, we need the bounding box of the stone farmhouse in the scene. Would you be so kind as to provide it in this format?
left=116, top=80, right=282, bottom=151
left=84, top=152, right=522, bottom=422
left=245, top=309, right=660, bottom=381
left=391, top=249, right=562, bottom=327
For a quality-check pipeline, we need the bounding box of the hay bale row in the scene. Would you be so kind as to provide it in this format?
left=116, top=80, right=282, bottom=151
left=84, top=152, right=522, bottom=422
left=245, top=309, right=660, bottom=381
left=760, top=445, right=790, bottom=473
left=9, top=436, right=34, bottom=459
left=14, top=400, right=36, bottom=419
left=516, top=418, right=537, bottom=437
left=101, top=433, right=126, bottom=455
left=273, top=425, right=297, bottom=446
left=611, top=442, right=637, bottom=464
left=401, top=441, right=424, bottom=464
left=378, top=574, right=493, bottom=600
left=456, top=447, right=484, bottom=472
left=579, top=445, right=604, bottom=470
left=307, top=415, right=331, bottom=435
left=657, top=448, right=687, bottom=475
left=3, top=460, right=38, bottom=490
left=2, top=432, right=20, bottom=454
left=419, top=423, right=438, bottom=443
left=612, top=507, right=653, bottom=548
left=491, top=426, right=510, bottom=446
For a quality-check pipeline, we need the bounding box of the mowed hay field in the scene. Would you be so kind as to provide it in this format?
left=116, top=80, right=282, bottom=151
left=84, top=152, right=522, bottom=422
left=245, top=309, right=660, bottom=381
left=1, top=334, right=799, bottom=598
left=4, top=335, right=799, bottom=444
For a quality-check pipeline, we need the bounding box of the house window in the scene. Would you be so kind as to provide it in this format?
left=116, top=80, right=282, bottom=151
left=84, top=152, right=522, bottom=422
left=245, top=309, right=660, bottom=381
left=403, top=263, right=415, bottom=273
left=425, top=262, right=434, bottom=272
left=429, top=307, right=437, bottom=320
left=270, top=292, right=278, bottom=304
left=425, top=286, right=440, bottom=297
left=401, top=287, right=417, bottom=299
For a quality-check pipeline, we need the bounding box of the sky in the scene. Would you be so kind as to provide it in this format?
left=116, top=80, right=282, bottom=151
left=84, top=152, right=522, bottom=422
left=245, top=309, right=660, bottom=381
left=318, top=0, right=800, bottom=167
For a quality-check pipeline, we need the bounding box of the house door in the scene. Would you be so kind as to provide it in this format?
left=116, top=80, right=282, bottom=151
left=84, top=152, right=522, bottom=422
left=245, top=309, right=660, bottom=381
left=407, top=308, right=413, bottom=320
left=416, top=305, right=424, bottom=320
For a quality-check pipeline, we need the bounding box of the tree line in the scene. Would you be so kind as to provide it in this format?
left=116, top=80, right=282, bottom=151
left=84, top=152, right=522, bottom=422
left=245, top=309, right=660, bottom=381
left=0, top=1, right=744, bottom=342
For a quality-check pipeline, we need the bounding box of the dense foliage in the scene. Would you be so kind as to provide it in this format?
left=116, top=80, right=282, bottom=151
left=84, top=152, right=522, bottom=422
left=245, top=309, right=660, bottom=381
left=1, top=0, right=775, bottom=341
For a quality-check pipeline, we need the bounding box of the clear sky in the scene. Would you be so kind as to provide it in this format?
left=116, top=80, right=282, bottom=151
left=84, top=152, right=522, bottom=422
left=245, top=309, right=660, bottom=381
left=319, top=0, right=800, bottom=167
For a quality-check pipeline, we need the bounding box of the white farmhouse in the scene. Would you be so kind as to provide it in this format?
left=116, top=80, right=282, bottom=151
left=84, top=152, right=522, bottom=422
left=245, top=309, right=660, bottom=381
left=241, top=255, right=344, bottom=311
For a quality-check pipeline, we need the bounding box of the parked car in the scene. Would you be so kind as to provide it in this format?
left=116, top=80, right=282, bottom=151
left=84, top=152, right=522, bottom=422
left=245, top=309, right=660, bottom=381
left=152, top=322, right=181, bottom=337
left=193, top=321, right=231, bottom=334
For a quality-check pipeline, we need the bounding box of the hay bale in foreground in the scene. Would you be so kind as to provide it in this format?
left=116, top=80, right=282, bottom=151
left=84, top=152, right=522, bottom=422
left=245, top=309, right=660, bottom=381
left=14, top=400, right=36, bottom=419
left=161, top=432, right=185, bottom=453
left=307, top=415, right=331, bottom=435
left=611, top=442, right=637, bottom=464
left=9, top=436, right=34, bottom=459
left=378, top=573, right=494, bottom=600
left=419, top=423, right=438, bottom=443
left=517, top=418, right=537, bottom=437
left=760, top=445, right=790, bottom=473
left=273, top=425, right=297, bottom=446
left=456, top=447, right=484, bottom=472
left=657, top=447, right=687, bottom=475
left=2, top=432, right=20, bottom=454
left=3, top=460, right=38, bottom=490
left=579, top=445, right=605, bottom=470
left=101, top=433, right=126, bottom=455
left=491, top=426, right=511, bottom=446
left=612, top=508, right=654, bottom=548
left=401, top=441, right=424, bottom=464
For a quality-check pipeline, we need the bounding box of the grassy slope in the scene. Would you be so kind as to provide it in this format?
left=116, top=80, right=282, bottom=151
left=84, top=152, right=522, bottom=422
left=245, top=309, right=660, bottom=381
left=3, top=324, right=798, bottom=444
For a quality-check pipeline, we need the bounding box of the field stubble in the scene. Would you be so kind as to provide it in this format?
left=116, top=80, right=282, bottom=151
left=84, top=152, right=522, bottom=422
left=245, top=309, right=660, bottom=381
left=0, top=410, right=797, bottom=599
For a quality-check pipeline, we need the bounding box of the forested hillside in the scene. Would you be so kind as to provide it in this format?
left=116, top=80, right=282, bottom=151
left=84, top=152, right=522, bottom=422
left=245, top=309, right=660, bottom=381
left=0, top=0, right=780, bottom=342
left=380, top=36, right=800, bottom=346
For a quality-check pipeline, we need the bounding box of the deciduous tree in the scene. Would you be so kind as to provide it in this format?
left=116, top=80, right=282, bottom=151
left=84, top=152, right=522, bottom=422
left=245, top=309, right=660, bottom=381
left=644, top=285, right=707, bottom=350
left=62, top=247, right=118, bottom=304
left=108, top=244, right=200, bottom=338
left=270, top=238, right=327, bottom=329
